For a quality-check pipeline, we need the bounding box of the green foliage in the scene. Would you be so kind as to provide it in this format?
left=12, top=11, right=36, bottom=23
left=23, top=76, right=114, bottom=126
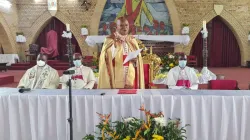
left=182, top=23, right=189, bottom=27
left=16, top=32, right=24, bottom=36
left=81, top=25, right=88, bottom=28
left=83, top=106, right=189, bottom=140
left=161, top=53, right=179, bottom=72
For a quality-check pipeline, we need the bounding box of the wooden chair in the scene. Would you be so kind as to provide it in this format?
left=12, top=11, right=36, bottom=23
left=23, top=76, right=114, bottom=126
left=83, top=56, right=94, bottom=67
left=187, top=55, right=197, bottom=67
left=25, top=44, right=39, bottom=62
left=143, top=60, right=154, bottom=89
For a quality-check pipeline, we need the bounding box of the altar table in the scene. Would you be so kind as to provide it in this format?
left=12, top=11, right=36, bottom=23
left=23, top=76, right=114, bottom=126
left=0, top=54, right=19, bottom=66
left=0, top=88, right=250, bottom=140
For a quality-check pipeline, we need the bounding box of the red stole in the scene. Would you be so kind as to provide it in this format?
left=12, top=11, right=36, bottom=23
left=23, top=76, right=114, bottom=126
left=176, top=80, right=190, bottom=88
left=72, top=75, right=83, bottom=80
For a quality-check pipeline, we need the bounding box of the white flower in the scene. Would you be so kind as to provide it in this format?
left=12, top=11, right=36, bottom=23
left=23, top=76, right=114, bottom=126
left=154, top=117, right=166, bottom=127
left=124, top=117, right=135, bottom=123
left=169, top=55, right=174, bottom=59
left=62, top=31, right=72, bottom=39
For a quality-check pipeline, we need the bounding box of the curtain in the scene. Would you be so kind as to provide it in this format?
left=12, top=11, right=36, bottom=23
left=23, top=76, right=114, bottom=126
left=35, top=17, right=81, bottom=59
left=191, top=16, right=241, bottom=67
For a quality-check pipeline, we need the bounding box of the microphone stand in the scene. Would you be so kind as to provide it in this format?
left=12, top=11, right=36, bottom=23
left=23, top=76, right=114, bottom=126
left=67, top=77, right=73, bottom=140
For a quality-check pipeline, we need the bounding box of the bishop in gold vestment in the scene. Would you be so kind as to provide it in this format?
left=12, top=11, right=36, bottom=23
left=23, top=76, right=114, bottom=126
left=98, top=18, right=145, bottom=89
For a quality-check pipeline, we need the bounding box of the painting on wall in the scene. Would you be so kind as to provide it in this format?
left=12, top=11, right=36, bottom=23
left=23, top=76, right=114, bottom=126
left=98, top=0, right=173, bottom=35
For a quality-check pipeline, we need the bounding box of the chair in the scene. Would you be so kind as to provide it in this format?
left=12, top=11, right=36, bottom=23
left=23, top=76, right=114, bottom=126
left=40, top=30, right=59, bottom=58
left=143, top=60, right=153, bottom=89
left=25, top=44, right=39, bottom=62
left=209, top=80, right=239, bottom=90
left=83, top=56, right=93, bottom=66
left=187, top=55, right=197, bottom=67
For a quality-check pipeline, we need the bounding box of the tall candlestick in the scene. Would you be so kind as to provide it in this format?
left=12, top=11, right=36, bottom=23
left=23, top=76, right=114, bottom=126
left=150, top=46, right=152, bottom=54
left=66, top=24, right=70, bottom=31
left=203, top=21, right=206, bottom=30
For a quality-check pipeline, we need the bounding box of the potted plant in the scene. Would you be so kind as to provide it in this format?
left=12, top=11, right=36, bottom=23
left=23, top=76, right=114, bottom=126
left=16, top=32, right=26, bottom=43
left=81, top=25, right=88, bottom=36
left=181, top=23, right=189, bottom=35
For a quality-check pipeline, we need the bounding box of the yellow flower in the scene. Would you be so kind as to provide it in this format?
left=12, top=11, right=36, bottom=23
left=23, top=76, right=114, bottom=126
left=123, top=136, right=131, bottom=140
left=169, top=63, right=174, bottom=67
left=94, top=72, right=99, bottom=77
left=152, top=134, right=164, bottom=140
left=155, top=73, right=167, bottom=80
left=196, top=73, right=202, bottom=77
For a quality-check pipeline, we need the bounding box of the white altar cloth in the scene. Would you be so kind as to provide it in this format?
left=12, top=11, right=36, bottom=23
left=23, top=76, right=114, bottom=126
left=85, top=35, right=190, bottom=47
left=0, top=54, right=19, bottom=66
left=0, top=88, right=250, bottom=140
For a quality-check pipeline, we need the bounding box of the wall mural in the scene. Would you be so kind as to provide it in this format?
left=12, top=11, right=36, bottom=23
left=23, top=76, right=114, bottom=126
left=98, top=0, right=173, bottom=35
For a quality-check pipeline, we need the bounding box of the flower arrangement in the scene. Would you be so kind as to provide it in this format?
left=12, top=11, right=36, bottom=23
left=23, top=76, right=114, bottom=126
left=161, top=53, right=179, bottom=72
left=83, top=105, right=189, bottom=140
left=154, top=73, right=167, bottom=80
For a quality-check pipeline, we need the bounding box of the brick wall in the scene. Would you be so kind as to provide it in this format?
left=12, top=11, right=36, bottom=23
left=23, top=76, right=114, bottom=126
left=0, top=0, right=249, bottom=65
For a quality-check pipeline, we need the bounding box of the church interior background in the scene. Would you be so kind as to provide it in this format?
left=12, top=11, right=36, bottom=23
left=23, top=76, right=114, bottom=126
left=0, top=0, right=250, bottom=89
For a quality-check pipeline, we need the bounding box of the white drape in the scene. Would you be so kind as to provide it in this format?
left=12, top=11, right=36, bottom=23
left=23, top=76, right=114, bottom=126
left=0, top=88, right=250, bottom=140
left=0, top=54, right=19, bottom=66
left=85, top=35, right=190, bottom=47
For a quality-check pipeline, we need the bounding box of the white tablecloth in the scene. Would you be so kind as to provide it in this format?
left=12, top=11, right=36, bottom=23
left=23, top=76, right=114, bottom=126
left=0, top=54, right=19, bottom=66
left=0, top=88, right=250, bottom=140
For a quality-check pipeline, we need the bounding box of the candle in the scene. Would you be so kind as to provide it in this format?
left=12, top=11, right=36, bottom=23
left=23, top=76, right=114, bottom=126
left=203, top=21, right=206, bottom=30
left=66, top=24, right=70, bottom=31
left=150, top=46, right=152, bottom=54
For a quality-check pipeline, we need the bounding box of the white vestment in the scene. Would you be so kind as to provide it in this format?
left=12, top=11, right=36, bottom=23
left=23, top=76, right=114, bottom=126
left=166, top=66, right=199, bottom=90
left=199, top=67, right=217, bottom=84
left=17, top=65, right=60, bottom=89
left=60, top=65, right=96, bottom=89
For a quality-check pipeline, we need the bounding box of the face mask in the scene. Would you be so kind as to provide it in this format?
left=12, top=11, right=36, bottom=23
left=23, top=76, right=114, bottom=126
left=37, top=60, right=46, bottom=67
left=179, top=60, right=187, bottom=68
left=73, top=60, right=82, bottom=67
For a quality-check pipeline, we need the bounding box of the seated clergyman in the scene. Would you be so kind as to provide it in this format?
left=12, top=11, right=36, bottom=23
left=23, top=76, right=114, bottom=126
left=166, top=54, right=199, bottom=90
left=60, top=53, right=96, bottom=89
left=17, top=53, right=60, bottom=89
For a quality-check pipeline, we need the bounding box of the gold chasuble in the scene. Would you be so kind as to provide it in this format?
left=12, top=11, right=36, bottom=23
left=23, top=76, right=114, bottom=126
left=98, top=35, right=145, bottom=89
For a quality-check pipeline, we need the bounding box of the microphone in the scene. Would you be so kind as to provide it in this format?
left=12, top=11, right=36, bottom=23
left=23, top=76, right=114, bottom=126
left=63, top=70, right=75, bottom=75
left=19, top=88, right=31, bottom=93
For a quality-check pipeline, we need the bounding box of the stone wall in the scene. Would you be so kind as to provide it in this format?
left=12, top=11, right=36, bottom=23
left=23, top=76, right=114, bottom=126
left=0, top=0, right=249, bottom=65
left=0, top=0, right=18, bottom=54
